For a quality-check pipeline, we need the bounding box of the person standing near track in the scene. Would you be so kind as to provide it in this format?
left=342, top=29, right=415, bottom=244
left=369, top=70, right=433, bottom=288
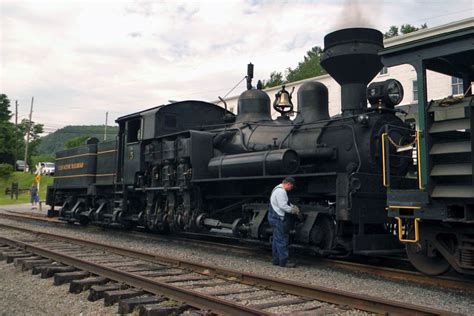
left=268, top=176, right=300, bottom=268
left=29, top=182, right=39, bottom=210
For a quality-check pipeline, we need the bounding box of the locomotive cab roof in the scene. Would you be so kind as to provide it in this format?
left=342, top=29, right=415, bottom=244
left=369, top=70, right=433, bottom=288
left=116, top=100, right=234, bottom=140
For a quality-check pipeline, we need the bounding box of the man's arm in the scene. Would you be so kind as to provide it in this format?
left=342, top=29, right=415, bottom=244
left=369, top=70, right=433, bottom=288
left=274, top=189, right=294, bottom=213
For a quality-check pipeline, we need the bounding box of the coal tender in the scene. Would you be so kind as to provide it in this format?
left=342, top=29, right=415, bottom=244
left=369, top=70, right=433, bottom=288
left=48, top=28, right=412, bottom=257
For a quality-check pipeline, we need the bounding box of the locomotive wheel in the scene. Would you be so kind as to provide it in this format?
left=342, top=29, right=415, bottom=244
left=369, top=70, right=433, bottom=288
left=406, top=238, right=450, bottom=276
left=78, top=216, right=89, bottom=226
left=310, top=216, right=335, bottom=252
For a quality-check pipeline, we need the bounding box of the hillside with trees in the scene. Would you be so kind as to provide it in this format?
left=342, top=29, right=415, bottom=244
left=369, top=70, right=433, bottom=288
left=0, top=93, right=118, bottom=177
left=37, top=125, right=118, bottom=155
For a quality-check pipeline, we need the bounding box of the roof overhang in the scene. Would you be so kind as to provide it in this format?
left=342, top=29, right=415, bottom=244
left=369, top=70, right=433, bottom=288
left=380, top=19, right=474, bottom=78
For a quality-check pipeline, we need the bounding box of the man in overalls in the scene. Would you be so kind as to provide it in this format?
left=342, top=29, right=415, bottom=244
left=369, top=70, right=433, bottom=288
left=268, top=177, right=300, bottom=268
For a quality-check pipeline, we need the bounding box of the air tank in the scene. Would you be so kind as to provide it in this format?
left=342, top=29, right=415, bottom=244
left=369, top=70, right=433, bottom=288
left=208, top=149, right=299, bottom=177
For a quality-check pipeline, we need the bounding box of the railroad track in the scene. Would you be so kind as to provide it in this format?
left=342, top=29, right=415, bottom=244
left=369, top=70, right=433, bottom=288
left=0, top=223, right=460, bottom=315
left=1, top=211, right=473, bottom=294
left=0, top=211, right=63, bottom=224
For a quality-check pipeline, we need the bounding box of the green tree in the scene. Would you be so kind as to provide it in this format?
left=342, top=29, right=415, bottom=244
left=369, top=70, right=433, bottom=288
left=16, top=118, right=45, bottom=167
left=285, top=46, right=326, bottom=83
left=0, top=122, right=16, bottom=164
left=64, top=135, right=90, bottom=149
left=384, top=25, right=399, bottom=39
left=0, top=94, right=17, bottom=165
left=262, top=46, right=326, bottom=87
left=384, top=23, right=428, bottom=39
left=0, top=94, right=12, bottom=122
left=263, top=71, right=285, bottom=88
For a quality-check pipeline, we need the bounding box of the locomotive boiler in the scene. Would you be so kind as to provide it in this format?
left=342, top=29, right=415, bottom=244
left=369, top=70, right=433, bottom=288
left=48, top=28, right=413, bottom=259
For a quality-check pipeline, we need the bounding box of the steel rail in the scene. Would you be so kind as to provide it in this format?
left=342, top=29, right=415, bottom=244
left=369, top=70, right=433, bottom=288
left=0, top=223, right=459, bottom=315
left=1, top=212, right=473, bottom=293
left=0, top=212, right=64, bottom=224
left=0, top=235, right=270, bottom=316
left=316, top=258, right=474, bottom=293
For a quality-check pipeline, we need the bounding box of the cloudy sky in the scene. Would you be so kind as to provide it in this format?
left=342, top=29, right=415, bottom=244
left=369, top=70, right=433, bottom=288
left=0, top=0, right=472, bottom=133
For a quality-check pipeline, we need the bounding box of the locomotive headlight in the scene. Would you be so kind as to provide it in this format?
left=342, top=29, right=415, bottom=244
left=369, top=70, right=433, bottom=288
left=367, top=79, right=404, bottom=108
left=356, top=114, right=369, bottom=125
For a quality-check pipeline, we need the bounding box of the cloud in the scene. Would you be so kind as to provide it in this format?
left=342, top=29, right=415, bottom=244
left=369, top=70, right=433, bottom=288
left=1, top=0, right=472, bottom=131
left=128, top=32, right=142, bottom=38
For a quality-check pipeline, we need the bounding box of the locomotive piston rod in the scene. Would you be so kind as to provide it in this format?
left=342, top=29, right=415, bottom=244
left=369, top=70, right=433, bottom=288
left=196, top=213, right=244, bottom=236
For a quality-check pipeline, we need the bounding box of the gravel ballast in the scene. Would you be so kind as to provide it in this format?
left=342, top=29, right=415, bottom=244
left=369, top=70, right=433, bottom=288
left=0, top=204, right=473, bottom=315
left=0, top=261, right=116, bottom=315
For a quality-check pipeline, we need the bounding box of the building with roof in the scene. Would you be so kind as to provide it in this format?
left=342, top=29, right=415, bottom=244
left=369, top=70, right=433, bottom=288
left=215, top=18, right=473, bottom=119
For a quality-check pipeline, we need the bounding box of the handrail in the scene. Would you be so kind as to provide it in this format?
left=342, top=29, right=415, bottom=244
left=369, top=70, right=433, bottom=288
left=416, top=130, right=424, bottom=190
left=382, top=132, right=389, bottom=187
left=381, top=126, right=419, bottom=189
left=395, top=217, right=420, bottom=243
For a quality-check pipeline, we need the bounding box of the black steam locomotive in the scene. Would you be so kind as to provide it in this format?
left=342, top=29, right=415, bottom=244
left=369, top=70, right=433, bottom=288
left=47, top=29, right=416, bottom=267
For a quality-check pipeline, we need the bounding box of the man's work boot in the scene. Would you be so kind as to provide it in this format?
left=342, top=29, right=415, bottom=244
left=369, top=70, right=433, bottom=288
left=280, top=261, right=296, bottom=268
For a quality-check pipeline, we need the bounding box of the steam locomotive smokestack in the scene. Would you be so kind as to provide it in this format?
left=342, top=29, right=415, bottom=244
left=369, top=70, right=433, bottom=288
left=320, top=28, right=383, bottom=116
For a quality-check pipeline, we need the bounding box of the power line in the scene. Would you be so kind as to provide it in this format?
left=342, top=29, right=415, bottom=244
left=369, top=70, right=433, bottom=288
left=369, top=9, right=473, bottom=31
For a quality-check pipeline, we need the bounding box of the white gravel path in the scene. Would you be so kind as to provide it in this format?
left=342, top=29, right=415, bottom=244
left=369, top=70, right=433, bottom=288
left=0, top=204, right=473, bottom=315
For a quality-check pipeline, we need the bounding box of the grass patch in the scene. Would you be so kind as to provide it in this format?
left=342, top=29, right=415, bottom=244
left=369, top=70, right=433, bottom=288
left=0, top=172, right=53, bottom=205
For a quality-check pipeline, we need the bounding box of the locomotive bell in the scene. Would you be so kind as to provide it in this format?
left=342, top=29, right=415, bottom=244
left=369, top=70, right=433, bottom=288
left=273, top=85, right=294, bottom=114
left=277, top=90, right=291, bottom=107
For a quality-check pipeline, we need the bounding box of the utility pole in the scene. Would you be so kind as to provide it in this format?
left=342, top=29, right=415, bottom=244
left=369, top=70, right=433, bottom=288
left=104, top=111, right=108, bottom=141
left=15, top=100, right=18, bottom=125
left=15, top=100, right=19, bottom=162
left=23, top=97, right=34, bottom=173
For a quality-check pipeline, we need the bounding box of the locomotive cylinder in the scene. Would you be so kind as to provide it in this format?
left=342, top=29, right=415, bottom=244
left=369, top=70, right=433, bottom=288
left=208, top=149, right=300, bottom=177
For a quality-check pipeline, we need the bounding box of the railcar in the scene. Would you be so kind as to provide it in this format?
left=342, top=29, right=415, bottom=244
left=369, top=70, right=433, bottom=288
left=381, top=23, right=474, bottom=275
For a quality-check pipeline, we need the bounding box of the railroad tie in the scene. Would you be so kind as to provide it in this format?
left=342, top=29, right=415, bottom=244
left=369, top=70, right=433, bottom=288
left=13, top=256, right=42, bottom=267
left=53, top=271, right=91, bottom=286
left=118, top=264, right=165, bottom=273
left=161, top=274, right=210, bottom=283
left=249, top=297, right=307, bottom=310
left=40, top=265, right=77, bottom=278
left=32, top=263, right=64, bottom=275
left=0, top=250, right=26, bottom=261
left=181, top=280, right=229, bottom=289
left=117, top=295, right=166, bottom=314
left=208, top=287, right=257, bottom=296
left=6, top=252, right=35, bottom=263
left=88, top=283, right=126, bottom=301
left=18, top=259, right=53, bottom=271
left=103, top=288, right=146, bottom=306
left=139, top=303, right=190, bottom=316
left=69, top=276, right=109, bottom=294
